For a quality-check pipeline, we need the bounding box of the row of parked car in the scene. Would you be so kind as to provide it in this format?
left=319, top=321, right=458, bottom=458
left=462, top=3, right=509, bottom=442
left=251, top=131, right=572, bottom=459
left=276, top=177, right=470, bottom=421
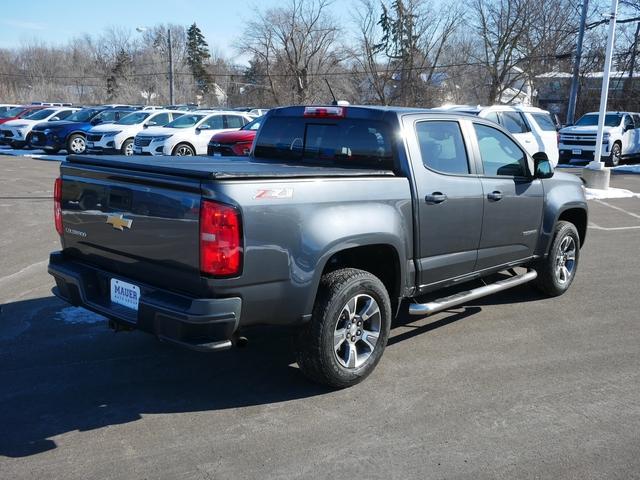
left=2, top=101, right=636, bottom=167
left=0, top=103, right=268, bottom=157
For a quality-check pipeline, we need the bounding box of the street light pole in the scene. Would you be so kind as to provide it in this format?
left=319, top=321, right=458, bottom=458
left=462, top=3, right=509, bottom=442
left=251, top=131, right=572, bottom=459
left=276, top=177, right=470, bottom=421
left=567, top=0, right=589, bottom=125
left=583, top=0, right=618, bottom=189
left=167, top=28, right=174, bottom=105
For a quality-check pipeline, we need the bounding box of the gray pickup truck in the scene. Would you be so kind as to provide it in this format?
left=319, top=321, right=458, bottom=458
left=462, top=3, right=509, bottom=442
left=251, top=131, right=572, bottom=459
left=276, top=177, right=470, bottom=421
left=49, top=105, right=588, bottom=387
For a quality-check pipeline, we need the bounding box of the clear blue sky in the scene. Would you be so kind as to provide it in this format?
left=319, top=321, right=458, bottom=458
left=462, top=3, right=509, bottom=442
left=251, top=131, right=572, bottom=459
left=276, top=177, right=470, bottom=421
left=0, top=0, right=355, bottom=60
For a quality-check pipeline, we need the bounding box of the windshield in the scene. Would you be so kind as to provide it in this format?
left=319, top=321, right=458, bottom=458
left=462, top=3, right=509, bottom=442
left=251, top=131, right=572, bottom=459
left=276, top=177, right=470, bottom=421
left=116, top=112, right=150, bottom=125
left=164, top=114, right=205, bottom=128
left=575, top=113, right=622, bottom=127
left=67, top=109, right=100, bottom=122
left=243, top=118, right=263, bottom=131
left=23, top=108, right=57, bottom=120
left=0, top=107, right=26, bottom=118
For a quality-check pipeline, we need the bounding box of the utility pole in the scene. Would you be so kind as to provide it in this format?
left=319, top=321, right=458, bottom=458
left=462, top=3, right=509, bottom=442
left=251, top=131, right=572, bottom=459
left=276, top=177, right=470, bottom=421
left=567, top=0, right=589, bottom=125
left=583, top=0, right=618, bottom=190
left=167, top=28, right=175, bottom=105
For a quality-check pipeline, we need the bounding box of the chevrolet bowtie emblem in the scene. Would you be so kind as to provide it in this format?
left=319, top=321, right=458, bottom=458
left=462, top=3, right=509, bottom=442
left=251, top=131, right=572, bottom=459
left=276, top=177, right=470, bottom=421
left=106, top=214, right=133, bottom=231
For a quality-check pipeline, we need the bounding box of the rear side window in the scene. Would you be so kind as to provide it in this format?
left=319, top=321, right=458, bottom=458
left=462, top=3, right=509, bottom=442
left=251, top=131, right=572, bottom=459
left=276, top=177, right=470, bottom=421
left=500, top=112, right=530, bottom=134
left=530, top=113, right=557, bottom=131
left=254, top=117, right=394, bottom=169
left=416, top=121, right=469, bottom=175
left=224, top=115, right=246, bottom=128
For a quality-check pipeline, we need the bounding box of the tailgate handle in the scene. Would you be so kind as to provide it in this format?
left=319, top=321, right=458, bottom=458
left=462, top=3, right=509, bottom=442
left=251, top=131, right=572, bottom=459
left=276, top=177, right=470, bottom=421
left=425, top=192, right=447, bottom=204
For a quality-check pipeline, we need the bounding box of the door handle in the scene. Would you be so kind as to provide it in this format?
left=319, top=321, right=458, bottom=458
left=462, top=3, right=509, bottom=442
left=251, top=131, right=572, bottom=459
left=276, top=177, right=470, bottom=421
left=425, top=192, right=447, bottom=204
left=487, top=191, right=503, bottom=201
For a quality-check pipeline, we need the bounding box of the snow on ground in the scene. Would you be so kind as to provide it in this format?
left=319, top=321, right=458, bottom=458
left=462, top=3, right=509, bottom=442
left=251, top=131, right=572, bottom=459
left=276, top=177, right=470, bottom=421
left=56, top=306, right=106, bottom=325
left=0, top=146, right=66, bottom=162
left=612, top=165, right=640, bottom=174
left=584, top=187, right=640, bottom=200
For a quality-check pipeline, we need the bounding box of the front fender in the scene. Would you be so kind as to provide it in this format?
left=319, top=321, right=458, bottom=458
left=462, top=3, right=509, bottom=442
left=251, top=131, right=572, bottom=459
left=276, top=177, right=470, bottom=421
left=536, top=173, right=588, bottom=257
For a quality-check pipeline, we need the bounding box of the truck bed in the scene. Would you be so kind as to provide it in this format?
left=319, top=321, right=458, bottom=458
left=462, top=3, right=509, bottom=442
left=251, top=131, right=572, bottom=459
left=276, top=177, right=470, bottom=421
left=67, top=155, right=397, bottom=180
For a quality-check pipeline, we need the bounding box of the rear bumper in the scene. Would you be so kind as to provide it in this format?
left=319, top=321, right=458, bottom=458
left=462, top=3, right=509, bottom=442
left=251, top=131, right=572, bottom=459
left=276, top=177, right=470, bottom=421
left=48, top=251, right=241, bottom=351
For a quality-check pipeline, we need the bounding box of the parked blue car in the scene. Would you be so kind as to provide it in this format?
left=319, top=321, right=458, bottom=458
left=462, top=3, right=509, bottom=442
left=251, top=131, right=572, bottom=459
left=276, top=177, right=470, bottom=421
left=30, top=107, right=137, bottom=154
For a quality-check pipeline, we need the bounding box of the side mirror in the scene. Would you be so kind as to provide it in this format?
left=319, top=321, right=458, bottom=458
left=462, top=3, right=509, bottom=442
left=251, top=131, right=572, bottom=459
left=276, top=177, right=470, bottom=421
left=91, top=118, right=102, bottom=125
left=50, top=117, right=60, bottom=122
left=146, top=121, right=157, bottom=128
left=533, top=152, right=554, bottom=179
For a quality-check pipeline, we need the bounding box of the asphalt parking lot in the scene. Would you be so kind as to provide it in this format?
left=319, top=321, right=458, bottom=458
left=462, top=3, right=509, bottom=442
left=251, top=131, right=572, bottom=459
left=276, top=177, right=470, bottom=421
left=1, top=155, right=639, bottom=479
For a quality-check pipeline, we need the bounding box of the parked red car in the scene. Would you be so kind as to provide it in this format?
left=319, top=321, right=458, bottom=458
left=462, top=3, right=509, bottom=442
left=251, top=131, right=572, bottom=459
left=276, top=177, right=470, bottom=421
left=0, top=105, right=47, bottom=125
left=207, top=117, right=262, bottom=156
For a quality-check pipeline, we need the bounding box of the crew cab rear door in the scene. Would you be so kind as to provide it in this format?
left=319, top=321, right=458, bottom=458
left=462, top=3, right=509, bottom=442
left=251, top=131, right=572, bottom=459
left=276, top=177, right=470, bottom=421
left=469, top=122, right=544, bottom=270
left=402, top=115, right=484, bottom=287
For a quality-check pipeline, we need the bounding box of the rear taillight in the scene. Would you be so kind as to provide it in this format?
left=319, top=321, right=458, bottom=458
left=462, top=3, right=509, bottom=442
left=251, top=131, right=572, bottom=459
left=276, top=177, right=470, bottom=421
left=54, top=177, right=63, bottom=235
left=200, top=200, right=242, bottom=277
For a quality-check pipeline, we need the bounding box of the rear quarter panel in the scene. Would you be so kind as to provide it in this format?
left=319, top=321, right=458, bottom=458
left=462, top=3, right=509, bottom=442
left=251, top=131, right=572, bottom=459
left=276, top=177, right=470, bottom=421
left=204, top=176, right=413, bottom=326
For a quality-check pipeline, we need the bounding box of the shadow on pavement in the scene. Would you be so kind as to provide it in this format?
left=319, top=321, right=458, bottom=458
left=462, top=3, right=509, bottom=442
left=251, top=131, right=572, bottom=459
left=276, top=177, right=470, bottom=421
left=0, top=284, right=545, bottom=458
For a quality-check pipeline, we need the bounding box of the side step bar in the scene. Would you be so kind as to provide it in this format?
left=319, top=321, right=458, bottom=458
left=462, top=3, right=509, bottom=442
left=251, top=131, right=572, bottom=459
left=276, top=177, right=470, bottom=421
left=409, top=270, right=538, bottom=316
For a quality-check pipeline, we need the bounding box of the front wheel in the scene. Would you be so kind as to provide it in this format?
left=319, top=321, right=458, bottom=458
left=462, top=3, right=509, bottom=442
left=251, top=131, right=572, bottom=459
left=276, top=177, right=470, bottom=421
left=67, top=134, right=86, bottom=154
left=606, top=142, right=622, bottom=167
left=173, top=143, right=195, bottom=156
left=121, top=138, right=134, bottom=156
left=533, top=221, right=580, bottom=297
left=295, top=268, right=392, bottom=388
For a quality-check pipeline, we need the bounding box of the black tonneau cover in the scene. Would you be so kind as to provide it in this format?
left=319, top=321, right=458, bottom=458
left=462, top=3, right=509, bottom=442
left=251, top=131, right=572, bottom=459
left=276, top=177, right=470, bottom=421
left=67, top=155, right=396, bottom=180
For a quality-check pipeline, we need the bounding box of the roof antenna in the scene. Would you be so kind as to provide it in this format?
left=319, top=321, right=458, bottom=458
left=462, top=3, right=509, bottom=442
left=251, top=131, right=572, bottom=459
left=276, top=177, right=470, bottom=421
left=325, top=78, right=338, bottom=105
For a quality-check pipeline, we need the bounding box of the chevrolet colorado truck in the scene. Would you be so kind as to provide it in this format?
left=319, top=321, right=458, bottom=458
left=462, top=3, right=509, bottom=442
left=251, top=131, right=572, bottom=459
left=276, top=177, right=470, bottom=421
left=48, top=105, right=588, bottom=388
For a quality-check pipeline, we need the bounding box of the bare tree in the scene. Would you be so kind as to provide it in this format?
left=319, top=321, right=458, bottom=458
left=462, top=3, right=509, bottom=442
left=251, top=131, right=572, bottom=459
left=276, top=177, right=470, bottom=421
left=237, top=0, right=342, bottom=105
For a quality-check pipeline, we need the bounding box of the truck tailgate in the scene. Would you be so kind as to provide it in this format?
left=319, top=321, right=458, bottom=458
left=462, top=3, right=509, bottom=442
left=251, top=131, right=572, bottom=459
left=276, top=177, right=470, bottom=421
left=59, top=162, right=203, bottom=295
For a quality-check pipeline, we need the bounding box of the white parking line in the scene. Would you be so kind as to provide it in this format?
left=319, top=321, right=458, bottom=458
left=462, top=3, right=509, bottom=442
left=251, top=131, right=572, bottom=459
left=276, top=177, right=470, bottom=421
left=594, top=199, right=640, bottom=220
left=589, top=223, right=640, bottom=231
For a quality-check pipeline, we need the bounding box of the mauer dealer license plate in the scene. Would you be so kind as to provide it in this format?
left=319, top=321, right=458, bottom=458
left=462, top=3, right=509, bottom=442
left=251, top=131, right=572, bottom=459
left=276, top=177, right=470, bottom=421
left=110, top=278, right=140, bottom=311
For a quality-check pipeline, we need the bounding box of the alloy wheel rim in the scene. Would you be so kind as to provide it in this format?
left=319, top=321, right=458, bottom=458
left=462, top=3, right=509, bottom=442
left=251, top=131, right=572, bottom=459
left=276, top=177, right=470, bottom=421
left=125, top=142, right=133, bottom=156
left=71, top=137, right=85, bottom=153
left=555, top=235, right=576, bottom=285
left=333, top=294, right=381, bottom=369
left=177, top=146, right=193, bottom=156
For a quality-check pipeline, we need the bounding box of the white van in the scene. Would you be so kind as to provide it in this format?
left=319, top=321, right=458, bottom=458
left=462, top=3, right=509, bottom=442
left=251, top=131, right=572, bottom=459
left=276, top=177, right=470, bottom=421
left=435, top=105, right=560, bottom=166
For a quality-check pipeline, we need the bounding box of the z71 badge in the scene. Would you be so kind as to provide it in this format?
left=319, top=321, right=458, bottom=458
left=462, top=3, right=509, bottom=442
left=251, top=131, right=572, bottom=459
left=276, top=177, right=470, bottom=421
left=253, top=188, right=294, bottom=200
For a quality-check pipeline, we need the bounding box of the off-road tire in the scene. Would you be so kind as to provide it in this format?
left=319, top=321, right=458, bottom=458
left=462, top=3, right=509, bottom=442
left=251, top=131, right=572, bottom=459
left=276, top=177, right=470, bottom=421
left=533, top=221, right=580, bottom=297
left=295, top=268, right=392, bottom=388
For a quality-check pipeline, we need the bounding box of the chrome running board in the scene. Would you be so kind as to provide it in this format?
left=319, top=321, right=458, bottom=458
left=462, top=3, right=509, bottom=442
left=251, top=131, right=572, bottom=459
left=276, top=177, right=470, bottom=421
left=409, top=270, right=538, bottom=316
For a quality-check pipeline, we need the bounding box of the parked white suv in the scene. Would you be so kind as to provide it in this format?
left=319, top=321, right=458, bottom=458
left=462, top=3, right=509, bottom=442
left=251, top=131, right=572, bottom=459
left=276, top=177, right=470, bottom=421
left=86, top=110, right=184, bottom=156
left=558, top=111, right=640, bottom=166
left=436, top=105, right=560, bottom=166
left=133, top=111, right=252, bottom=156
left=0, top=106, right=78, bottom=148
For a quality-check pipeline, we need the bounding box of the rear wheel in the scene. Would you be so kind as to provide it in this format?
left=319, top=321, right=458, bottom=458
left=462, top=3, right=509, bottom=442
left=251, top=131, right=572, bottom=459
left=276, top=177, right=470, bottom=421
left=67, top=134, right=86, bottom=154
left=173, top=143, right=195, bottom=156
left=295, top=268, right=392, bottom=388
left=533, top=221, right=580, bottom=297
left=121, top=138, right=134, bottom=156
